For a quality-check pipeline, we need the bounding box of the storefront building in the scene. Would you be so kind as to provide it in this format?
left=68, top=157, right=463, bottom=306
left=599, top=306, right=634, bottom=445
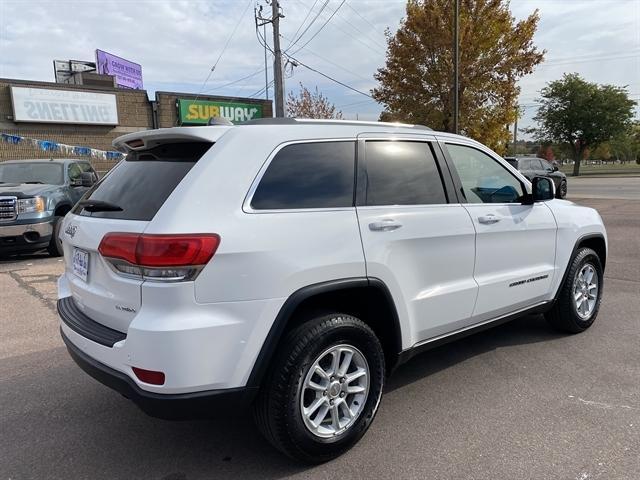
left=0, top=78, right=272, bottom=173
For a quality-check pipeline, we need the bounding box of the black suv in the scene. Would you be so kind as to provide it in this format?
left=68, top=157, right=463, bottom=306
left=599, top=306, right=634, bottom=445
left=505, top=156, right=567, bottom=199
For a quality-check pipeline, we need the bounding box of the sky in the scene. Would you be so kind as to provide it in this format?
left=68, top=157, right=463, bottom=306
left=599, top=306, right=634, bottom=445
left=0, top=0, right=639, bottom=135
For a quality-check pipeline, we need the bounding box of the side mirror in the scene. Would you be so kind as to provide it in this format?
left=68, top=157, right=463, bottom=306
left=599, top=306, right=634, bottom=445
left=552, top=164, right=559, bottom=172
left=532, top=176, right=555, bottom=201
left=80, top=172, right=95, bottom=187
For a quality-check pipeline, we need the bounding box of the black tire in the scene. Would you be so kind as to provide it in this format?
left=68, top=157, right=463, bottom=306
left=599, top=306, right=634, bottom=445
left=254, top=313, right=385, bottom=463
left=545, top=247, right=603, bottom=333
left=47, top=216, right=64, bottom=257
left=556, top=180, right=567, bottom=199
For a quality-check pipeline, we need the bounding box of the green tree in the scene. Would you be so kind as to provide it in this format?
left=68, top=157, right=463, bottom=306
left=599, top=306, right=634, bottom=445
left=372, top=0, right=544, bottom=153
left=286, top=83, right=343, bottom=119
left=532, top=74, right=636, bottom=175
left=609, top=123, right=640, bottom=163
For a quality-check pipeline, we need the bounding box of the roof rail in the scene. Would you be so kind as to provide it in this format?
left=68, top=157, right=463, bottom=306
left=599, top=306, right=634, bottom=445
left=241, top=118, right=432, bottom=130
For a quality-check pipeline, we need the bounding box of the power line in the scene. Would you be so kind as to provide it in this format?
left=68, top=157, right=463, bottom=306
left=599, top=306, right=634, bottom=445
left=287, top=0, right=326, bottom=49
left=542, top=48, right=640, bottom=65
left=250, top=79, right=275, bottom=99
left=290, top=0, right=381, bottom=57
left=285, top=53, right=373, bottom=98
left=280, top=33, right=371, bottom=82
left=537, top=53, right=639, bottom=68
left=295, top=0, right=385, bottom=52
left=344, top=1, right=378, bottom=32
left=192, top=0, right=252, bottom=97
left=201, top=67, right=266, bottom=94
left=182, top=0, right=252, bottom=126
left=289, top=0, right=320, bottom=44
left=334, top=1, right=387, bottom=50
left=337, top=98, right=378, bottom=109
left=289, top=0, right=346, bottom=56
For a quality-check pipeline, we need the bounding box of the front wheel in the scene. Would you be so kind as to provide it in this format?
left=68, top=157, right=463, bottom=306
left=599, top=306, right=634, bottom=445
left=556, top=180, right=567, bottom=198
left=254, top=314, right=385, bottom=463
left=545, top=247, right=603, bottom=333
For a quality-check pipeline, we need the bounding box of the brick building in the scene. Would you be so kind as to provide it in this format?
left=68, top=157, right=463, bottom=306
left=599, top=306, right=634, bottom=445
left=0, top=78, right=272, bottom=173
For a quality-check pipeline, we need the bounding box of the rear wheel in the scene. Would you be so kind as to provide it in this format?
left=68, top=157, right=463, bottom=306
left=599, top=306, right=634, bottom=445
left=545, top=247, right=603, bottom=333
left=47, top=216, right=64, bottom=257
left=254, top=313, right=385, bottom=463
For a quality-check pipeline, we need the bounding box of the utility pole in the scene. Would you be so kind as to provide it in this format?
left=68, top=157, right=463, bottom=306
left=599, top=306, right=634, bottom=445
left=257, top=1, right=285, bottom=116
left=513, top=116, right=518, bottom=146
left=271, top=0, right=285, bottom=117
left=453, top=0, right=459, bottom=134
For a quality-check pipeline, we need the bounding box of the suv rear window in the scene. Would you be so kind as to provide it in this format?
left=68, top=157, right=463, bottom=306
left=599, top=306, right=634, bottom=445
left=72, top=142, right=212, bottom=221
left=251, top=141, right=355, bottom=210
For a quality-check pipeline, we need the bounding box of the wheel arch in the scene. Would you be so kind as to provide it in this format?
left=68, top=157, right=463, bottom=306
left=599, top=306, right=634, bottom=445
left=246, top=277, right=403, bottom=388
left=554, top=233, right=607, bottom=302
left=54, top=202, right=73, bottom=217
left=577, top=234, right=606, bottom=271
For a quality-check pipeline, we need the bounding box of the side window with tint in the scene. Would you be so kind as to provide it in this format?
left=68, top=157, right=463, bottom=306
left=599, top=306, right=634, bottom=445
left=446, top=144, right=524, bottom=204
left=251, top=141, right=355, bottom=210
left=362, top=141, right=447, bottom=206
left=68, top=163, right=82, bottom=182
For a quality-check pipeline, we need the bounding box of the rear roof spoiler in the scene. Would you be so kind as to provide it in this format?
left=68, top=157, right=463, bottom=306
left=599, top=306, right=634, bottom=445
left=113, top=126, right=232, bottom=152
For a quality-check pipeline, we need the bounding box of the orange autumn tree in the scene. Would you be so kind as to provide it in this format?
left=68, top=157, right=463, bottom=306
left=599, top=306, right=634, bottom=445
left=372, top=0, right=544, bottom=153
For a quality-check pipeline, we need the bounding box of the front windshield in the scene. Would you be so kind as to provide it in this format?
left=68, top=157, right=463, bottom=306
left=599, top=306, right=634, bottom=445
left=0, top=162, right=64, bottom=185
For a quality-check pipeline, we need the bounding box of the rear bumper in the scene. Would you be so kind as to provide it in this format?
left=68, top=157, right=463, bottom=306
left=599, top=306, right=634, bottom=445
left=0, top=220, right=53, bottom=252
left=61, top=328, right=257, bottom=419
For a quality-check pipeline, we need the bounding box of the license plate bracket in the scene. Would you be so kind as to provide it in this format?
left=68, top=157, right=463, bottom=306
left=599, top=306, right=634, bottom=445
left=72, top=247, right=89, bottom=282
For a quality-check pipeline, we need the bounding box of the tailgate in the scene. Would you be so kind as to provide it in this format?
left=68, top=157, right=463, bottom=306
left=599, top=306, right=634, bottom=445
left=58, top=139, right=215, bottom=334
left=61, top=213, right=147, bottom=333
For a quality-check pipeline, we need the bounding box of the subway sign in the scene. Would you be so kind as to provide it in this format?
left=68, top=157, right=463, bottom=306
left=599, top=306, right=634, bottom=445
left=178, top=99, right=263, bottom=125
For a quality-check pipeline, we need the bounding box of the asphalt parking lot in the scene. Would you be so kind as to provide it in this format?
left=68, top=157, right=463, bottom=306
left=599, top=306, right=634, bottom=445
left=1, top=177, right=639, bottom=479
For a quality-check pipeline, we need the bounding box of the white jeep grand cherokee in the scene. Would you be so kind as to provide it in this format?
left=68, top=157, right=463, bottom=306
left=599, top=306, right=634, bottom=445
left=57, top=119, right=606, bottom=462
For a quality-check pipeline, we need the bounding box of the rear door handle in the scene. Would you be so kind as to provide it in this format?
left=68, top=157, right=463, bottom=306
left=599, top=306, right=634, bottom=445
left=369, top=219, right=403, bottom=232
left=478, top=214, right=501, bottom=224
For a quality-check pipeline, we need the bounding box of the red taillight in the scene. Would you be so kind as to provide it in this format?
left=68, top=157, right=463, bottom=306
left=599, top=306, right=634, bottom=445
left=98, top=233, right=220, bottom=267
left=98, top=233, right=139, bottom=265
left=132, top=367, right=165, bottom=385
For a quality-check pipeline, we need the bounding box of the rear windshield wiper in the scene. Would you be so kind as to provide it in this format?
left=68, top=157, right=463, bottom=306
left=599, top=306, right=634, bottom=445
left=24, top=181, right=44, bottom=184
left=78, top=199, right=123, bottom=212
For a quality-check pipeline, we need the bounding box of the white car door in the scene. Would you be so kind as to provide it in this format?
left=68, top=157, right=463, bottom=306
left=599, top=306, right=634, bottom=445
left=355, top=135, right=478, bottom=346
left=440, top=141, right=557, bottom=320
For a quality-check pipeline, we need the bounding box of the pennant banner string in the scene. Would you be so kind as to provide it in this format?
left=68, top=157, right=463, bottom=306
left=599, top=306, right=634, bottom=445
left=0, top=133, right=125, bottom=161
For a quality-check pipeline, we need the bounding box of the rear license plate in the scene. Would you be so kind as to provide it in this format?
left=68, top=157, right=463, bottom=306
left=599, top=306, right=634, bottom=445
left=72, top=248, right=89, bottom=282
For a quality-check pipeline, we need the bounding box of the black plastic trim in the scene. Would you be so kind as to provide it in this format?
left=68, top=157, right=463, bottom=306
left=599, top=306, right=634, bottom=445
left=61, top=329, right=257, bottom=419
left=396, top=301, right=552, bottom=366
left=245, top=277, right=402, bottom=388
left=57, top=297, right=126, bottom=347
